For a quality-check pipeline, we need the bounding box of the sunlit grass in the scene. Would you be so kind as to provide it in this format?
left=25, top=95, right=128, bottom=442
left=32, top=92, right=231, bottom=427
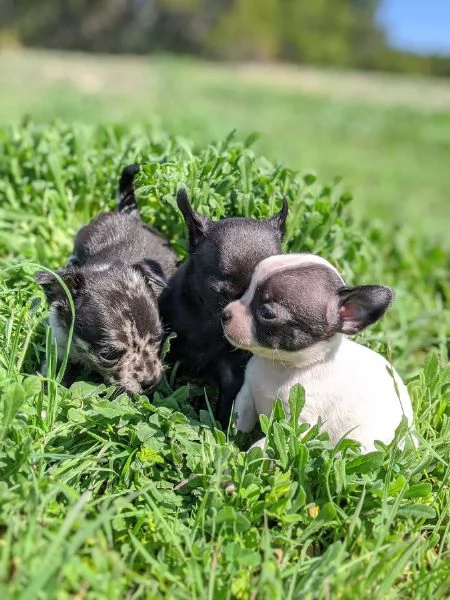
left=1, top=50, right=450, bottom=241
left=0, top=122, right=448, bottom=597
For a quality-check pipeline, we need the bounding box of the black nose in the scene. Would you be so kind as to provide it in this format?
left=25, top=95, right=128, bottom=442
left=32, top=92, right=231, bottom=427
left=221, top=309, right=232, bottom=324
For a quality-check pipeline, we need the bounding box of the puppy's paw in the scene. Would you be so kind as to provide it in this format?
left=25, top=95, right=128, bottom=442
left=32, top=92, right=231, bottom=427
left=223, top=480, right=236, bottom=495
left=39, top=359, right=48, bottom=377
left=249, top=437, right=267, bottom=452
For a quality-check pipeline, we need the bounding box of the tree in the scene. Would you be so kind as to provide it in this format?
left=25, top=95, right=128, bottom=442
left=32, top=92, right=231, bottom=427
left=0, top=0, right=449, bottom=76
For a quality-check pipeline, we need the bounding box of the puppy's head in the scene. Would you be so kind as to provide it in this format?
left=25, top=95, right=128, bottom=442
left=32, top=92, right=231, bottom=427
left=177, top=188, right=288, bottom=317
left=221, top=254, right=393, bottom=362
left=36, top=260, right=166, bottom=393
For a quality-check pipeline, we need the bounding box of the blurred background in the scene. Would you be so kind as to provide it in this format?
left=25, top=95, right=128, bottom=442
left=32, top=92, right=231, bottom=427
left=0, top=0, right=449, bottom=243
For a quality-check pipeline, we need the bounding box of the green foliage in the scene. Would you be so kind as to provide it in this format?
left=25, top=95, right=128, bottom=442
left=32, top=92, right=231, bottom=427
left=0, top=122, right=449, bottom=598
left=1, top=121, right=447, bottom=374
left=208, top=0, right=383, bottom=67
left=2, top=51, right=450, bottom=244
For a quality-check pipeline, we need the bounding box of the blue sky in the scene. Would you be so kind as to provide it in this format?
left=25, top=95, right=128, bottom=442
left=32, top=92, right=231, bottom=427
left=378, top=0, right=450, bottom=56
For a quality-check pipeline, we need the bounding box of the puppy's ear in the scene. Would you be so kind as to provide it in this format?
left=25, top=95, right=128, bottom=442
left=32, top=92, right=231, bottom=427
left=177, top=188, right=209, bottom=248
left=266, top=196, right=289, bottom=238
left=35, top=268, right=85, bottom=306
left=132, top=259, right=167, bottom=291
left=337, top=285, right=394, bottom=335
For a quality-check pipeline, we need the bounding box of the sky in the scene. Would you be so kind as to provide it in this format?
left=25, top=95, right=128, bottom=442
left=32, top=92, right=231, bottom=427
left=378, top=0, right=450, bottom=56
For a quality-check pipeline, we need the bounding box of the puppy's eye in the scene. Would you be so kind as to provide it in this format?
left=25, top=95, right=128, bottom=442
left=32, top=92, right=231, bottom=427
left=257, top=305, right=276, bottom=320
left=97, top=347, right=125, bottom=364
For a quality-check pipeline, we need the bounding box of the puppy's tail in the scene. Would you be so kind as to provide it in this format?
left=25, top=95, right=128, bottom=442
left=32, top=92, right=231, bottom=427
left=117, top=164, right=140, bottom=213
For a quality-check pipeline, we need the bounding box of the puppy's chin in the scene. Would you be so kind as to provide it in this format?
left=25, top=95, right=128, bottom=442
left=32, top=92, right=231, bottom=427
left=224, top=332, right=289, bottom=364
left=223, top=332, right=255, bottom=353
left=226, top=333, right=344, bottom=368
left=103, top=370, right=163, bottom=396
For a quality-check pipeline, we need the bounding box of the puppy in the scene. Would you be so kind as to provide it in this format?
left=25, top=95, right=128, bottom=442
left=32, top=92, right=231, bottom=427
left=36, top=164, right=178, bottom=393
left=159, top=189, right=288, bottom=426
left=222, top=254, right=414, bottom=452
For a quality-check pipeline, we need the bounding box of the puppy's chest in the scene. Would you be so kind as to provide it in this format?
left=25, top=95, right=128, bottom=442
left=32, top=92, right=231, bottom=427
left=247, top=358, right=334, bottom=420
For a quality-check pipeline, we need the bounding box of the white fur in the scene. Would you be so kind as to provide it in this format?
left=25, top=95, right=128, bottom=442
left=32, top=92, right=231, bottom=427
left=241, top=253, right=344, bottom=305
left=236, top=334, right=413, bottom=452
left=233, top=252, right=414, bottom=452
left=48, top=306, right=88, bottom=365
left=49, top=307, right=72, bottom=361
left=235, top=334, right=413, bottom=452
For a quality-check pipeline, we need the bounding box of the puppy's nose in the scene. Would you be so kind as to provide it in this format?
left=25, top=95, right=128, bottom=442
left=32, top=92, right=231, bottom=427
left=140, top=374, right=161, bottom=391
left=221, top=308, right=232, bottom=324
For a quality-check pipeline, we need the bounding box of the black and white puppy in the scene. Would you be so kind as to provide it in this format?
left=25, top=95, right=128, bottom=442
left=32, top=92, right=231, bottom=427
left=222, top=254, right=414, bottom=452
left=36, top=165, right=178, bottom=393
left=159, top=190, right=288, bottom=426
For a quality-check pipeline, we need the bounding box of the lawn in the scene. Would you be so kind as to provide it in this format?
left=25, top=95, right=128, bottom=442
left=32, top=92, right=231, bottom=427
left=0, top=51, right=449, bottom=598
left=1, top=50, right=450, bottom=243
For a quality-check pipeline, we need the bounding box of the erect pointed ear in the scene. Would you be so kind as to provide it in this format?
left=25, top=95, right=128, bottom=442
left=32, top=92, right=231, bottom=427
left=35, top=268, right=85, bottom=305
left=177, top=187, right=210, bottom=249
left=132, top=259, right=167, bottom=291
left=266, top=196, right=289, bottom=238
left=337, top=285, right=394, bottom=335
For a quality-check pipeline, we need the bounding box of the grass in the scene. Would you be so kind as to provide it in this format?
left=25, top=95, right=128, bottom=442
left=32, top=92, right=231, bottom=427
left=0, top=120, right=449, bottom=598
left=1, top=49, right=450, bottom=243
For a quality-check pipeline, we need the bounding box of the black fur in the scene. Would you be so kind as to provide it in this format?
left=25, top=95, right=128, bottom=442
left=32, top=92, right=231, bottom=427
left=118, top=163, right=140, bottom=213
left=247, top=265, right=394, bottom=351
left=159, top=188, right=288, bottom=427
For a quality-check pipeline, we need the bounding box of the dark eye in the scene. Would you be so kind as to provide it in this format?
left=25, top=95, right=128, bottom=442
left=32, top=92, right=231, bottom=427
left=257, top=305, right=276, bottom=320
left=97, top=347, right=125, bottom=364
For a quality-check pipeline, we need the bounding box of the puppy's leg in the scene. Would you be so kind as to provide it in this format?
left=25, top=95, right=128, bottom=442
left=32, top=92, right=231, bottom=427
left=235, top=383, right=258, bottom=433
left=216, top=350, right=251, bottom=428
left=39, top=359, right=80, bottom=396
left=216, top=360, right=245, bottom=428
left=249, top=437, right=267, bottom=451
left=59, top=362, right=82, bottom=388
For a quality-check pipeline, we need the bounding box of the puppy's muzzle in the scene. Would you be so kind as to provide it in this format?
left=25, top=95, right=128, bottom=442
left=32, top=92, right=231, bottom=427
left=221, top=301, right=254, bottom=348
left=140, top=360, right=164, bottom=392
left=140, top=375, right=160, bottom=391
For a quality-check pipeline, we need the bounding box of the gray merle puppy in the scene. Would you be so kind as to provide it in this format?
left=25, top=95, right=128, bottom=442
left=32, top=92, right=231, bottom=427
left=159, top=189, right=288, bottom=426
left=36, top=165, right=178, bottom=393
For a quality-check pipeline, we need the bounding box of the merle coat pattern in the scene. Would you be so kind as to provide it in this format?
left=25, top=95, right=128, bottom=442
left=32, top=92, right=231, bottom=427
left=37, top=165, right=178, bottom=393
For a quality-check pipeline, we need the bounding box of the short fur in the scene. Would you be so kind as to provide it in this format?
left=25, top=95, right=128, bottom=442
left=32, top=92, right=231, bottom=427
left=222, top=253, right=414, bottom=452
left=36, top=164, right=178, bottom=393
left=159, top=189, right=288, bottom=426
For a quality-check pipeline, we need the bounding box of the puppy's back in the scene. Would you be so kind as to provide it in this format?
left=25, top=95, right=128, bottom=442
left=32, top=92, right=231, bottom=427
left=289, top=338, right=412, bottom=448
left=74, top=212, right=177, bottom=276
left=71, top=165, right=178, bottom=276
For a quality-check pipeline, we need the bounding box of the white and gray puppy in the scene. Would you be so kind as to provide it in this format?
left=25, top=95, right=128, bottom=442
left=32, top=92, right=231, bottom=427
left=221, top=254, right=414, bottom=452
left=36, top=165, right=178, bottom=393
